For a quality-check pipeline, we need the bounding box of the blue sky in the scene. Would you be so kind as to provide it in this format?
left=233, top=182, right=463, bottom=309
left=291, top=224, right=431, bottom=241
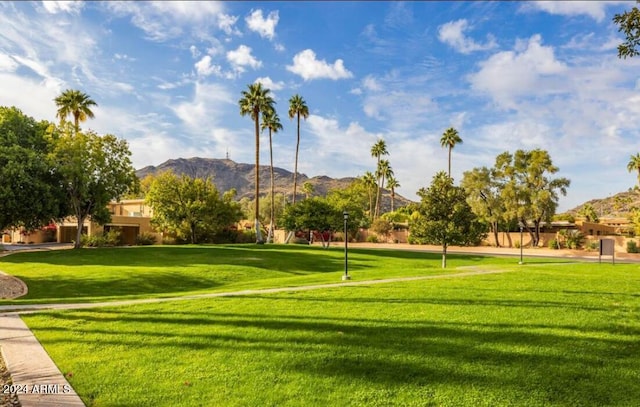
left=1, top=1, right=639, bottom=212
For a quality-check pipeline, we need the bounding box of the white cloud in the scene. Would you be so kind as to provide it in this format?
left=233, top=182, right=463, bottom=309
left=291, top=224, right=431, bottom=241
left=170, top=82, right=235, bottom=130
left=0, top=53, right=18, bottom=72
left=286, top=49, right=353, bottom=81
left=469, top=35, right=568, bottom=108
left=189, top=45, right=201, bottom=58
left=523, top=1, right=628, bottom=22
left=218, top=13, right=240, bottom=36
left=194, top=55, right=222, bottom=77
left=255, top=76, right=285, bottom=91
left=226, top=45, right=262, bottom=75
left=438, top=19, right=497, bottom=54
left=41, top=1, right=84, bottom=14
left=362, top=75, right=383, bottom=91
left=245, top=9, right=279, bottom=40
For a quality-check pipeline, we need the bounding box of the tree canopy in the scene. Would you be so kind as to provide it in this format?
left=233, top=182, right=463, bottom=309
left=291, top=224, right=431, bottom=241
left=410, top=172, right=486, bottom=268
left=54, top=89, right=97, bottom=133
left=146, top=171, right=241, bottom=244
left=613, top=1, right=640, bottom=59
left=279, top=197, right=343, bottom=247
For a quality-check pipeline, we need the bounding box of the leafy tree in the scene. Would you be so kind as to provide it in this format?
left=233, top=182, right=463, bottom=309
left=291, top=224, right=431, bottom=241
left=461, top=166, right=506, bottom=247
left=0, top=107, right=66, bottom=230
left=146, top=171, right=241, bottom=244
left=578, top=203, right=599, bottom=223
left=261, top=108, right=283, bottom=243
left=627, top=153, right=640, bottom=187
left=613, top=1, right=640, bottom=59
left=279, top=197, right=343, bottom=248
left=371, top=218, right=393, bottom=241
left=325, top=178, right=370, bottom=230
left=302, top=181, right=314, bottom=199
left=440, top=127, right=462, bottom=177
left=386, top=175, right=400, bottom=212
left=49, top=128, right=138, bottom=248
left=54, top=89, right=97, bottom=133
left=411, top=172, right=486, bottom=268
left=288, top=94, right=309, bottom=205
left=370, top=139, right=389, bottom=219
left=494, top=149, right=570, bottom=247
left=239, top=83, right=275, bottom=243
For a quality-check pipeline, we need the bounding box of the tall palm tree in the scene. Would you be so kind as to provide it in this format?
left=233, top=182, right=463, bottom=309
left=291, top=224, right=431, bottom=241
left=376, top=159, right=393, bottom=216
left=288, top=94, right=309, bottom=205
left=370, top=139, right=388, bottom=219
left=239, top=83, right=275, bottom=243
left=386, top=175, right=400, bottom=212
left=261, top=107, right=283, bottom=243
left=54, top=89, right=97, bottom=133
left=440, top=127, right=462, bottom=177
left=627, top=153, right=640, bottom=187
left=362, top=171, right=377, bottom=221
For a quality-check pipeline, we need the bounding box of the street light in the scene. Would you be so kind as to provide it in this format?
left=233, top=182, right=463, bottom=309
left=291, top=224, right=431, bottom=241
left=519, top=221, right=524, bottom=265
left=343, top=211, right=350, bottom=280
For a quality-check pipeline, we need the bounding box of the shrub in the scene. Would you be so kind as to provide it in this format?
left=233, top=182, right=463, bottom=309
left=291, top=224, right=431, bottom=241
left=627, top=240, right=639, bottom=253
left=565, top=230, right=584, bottom=249
left=548, top=239, right=559, bottom=250
left=514, top=241, right=521, bottom=249
left=366, top=235, right=379, bottom=243
left=370, top=219, right=393, bottom=237
left=135, top=232, right=157, bottom=246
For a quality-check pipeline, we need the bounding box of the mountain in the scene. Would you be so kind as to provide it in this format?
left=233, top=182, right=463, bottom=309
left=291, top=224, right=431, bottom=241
left=566, top=188, right=640, bottom=218
left=136, top=157, right=412, bottom=209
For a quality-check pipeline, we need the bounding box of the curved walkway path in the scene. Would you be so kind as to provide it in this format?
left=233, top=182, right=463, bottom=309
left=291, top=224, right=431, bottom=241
left=0, top=264, right=514, bottom=407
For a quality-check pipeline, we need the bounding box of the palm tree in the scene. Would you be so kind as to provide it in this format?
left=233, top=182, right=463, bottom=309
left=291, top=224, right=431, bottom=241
left=376, top=159, right=393, bottom=216
left=261, top=107, right=283, bottom=243
left=288, top=94, right=309, bottom=205
left=386, top=175, right=400, bottom=212
left=370, top=139, right=388, bottom=219
left=54, top=89, right=97, bottom=133
left=627, top=153, right=640, bottom=187
left=362, top=171, right=377, bottom=221
left=239, top=83, right=275, bottom=243
left=440, top=127, right=462, bottom=177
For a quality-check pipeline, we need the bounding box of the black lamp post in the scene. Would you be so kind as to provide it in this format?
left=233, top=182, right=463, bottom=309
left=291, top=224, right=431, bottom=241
left=343, top=211, right=350, bottom=280
left=519, top=221, right=524, bottom=265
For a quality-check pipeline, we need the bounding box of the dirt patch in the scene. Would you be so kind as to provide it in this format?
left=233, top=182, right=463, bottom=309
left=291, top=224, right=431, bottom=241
left=0, top=274, right=27, bottom=300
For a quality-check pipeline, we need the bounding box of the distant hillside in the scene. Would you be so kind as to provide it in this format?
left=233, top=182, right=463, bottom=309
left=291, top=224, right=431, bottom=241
left=136, top=157, right=412, bottom=210
left=567, top=189, right=640, bottom=218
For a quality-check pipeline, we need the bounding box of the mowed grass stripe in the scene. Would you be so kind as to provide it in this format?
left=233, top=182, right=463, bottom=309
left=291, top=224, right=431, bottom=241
left=22, top=261, right=640, bottom=406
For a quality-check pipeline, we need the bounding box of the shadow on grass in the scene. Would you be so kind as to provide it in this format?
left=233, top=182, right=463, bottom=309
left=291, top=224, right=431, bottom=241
left=29, top=302, right=640, bottom=406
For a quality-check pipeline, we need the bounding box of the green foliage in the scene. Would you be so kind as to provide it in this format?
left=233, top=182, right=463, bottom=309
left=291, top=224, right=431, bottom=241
left=370, top=218, right=393, bottom=238
left=627, top=240, right=639, bottom=253
left=146, top=171, right=242, bottom=244
left=613, top=2, right=640, bottom=59
left=0, top=107, right=67, bottom=230
left=410, top=172, right=487, bottom=266
left=577, top=204, right=598, bottom=223
left=366, top=235, right=379, bottom=243
left=548, top=239, right=559, bottom=250
left=629, top=208, right=640, bottom=237
left=49, top=128, right=138, bottom=248
left=280, top=197, right=343, bottom=234
left=80, top=230, right=122, bottom=247
left=135, top=232, right=157, bottom=246
left=553, top=213, right=576, bottom=223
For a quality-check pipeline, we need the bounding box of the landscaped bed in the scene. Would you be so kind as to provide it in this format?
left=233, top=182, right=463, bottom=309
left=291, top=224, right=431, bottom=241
left=3, top=246, right=639, bottom=405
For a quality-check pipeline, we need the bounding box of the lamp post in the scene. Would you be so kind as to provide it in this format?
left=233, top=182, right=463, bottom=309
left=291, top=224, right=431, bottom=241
left=343, top=211, right=350, bottom=280
left=519, top=221, right=524, bottom=265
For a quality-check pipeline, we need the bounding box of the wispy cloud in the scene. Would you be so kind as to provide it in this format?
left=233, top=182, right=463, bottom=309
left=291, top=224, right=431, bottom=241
left=438, top=19, right=497, bottom=54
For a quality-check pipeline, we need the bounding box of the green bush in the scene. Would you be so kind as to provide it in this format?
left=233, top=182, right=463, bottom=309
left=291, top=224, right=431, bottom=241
left=135, top=232, right=157, bottom=246
left=548, top=239, right=559, bottom=250
left=627, top=240, right=638, bottom=253
left=366, top=235, right=379, bottom=243
left=514, top=241, right=521, bottom=249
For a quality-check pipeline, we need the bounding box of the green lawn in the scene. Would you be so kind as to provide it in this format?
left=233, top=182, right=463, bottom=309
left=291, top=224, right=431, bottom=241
left=0, top=245, right=524, bottom=304
left=10, top=246, right=640, bottom=406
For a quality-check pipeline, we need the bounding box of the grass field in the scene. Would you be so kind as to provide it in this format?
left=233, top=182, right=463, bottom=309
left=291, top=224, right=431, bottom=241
left=1, top=245, right=524, bottom=304
left=4, top=246, right=640, bottom=406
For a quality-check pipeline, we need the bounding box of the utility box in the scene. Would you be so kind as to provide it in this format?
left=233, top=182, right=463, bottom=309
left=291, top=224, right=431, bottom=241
left=599, top=238, right=615, bottom=264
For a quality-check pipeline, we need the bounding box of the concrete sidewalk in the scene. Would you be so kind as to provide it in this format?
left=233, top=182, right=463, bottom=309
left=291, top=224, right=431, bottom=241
left=0, top=315, right=84, bottom=407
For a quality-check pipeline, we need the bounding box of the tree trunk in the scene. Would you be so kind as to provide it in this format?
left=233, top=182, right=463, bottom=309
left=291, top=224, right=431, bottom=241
left=292, top=114, right=300, bottom=205
left=442, top=243, right=447, bottom=268
left=269, top=129, right=275, bottom=244
left=74, top=215, right=86, bottom=249
left=254, top=113, right=263, bottom=243
left=491, top=222, right=500, bottom=247
left=448, top=147, right=452, bottom=177
left=191, top=223, right=197, bottom=244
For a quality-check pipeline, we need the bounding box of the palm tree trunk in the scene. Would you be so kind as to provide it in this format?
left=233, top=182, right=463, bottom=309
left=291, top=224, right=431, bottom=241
left=448, top=147, right=452, bottom=177
left=391, top=190, right=395, bottom=212
left=293, top=114, right=300, bottom=205
left=254, top=114, right=263, bottom=243
left=269, top=129, right=275, bottom=243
